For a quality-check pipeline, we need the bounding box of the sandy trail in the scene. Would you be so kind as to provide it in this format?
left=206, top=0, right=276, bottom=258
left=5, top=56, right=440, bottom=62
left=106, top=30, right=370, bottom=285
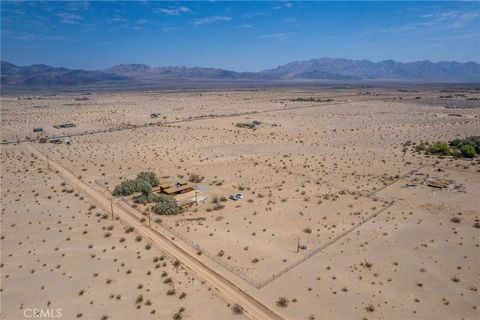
left=24, top=142, right=283, bottom=320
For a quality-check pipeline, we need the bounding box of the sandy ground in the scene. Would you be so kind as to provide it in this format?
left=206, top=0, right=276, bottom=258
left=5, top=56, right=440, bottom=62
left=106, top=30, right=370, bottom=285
left=1, top=144, right=244, bottom=320
left=1, top=87, right=479, bottom=319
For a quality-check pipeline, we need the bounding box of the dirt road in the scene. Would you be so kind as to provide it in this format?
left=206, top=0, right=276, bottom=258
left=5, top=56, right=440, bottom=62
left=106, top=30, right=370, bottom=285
left=25, top=142, right=283, bottom=320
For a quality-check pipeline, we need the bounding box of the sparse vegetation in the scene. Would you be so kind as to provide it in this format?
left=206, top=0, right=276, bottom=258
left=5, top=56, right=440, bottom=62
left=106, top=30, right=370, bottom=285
left=450, top=216, right=461, bottom=223
left=365, top=304, right=375, bottom=312
left=232, top=304, right=243, bottom=314
left=188, top=173, right=204, bottom=183
left=276, top=297, right=289, bottom=308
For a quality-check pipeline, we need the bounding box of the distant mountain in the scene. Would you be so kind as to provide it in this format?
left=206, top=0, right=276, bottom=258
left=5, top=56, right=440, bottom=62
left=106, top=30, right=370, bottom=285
left=104, top=64, right=261, bottom=80
left=261, top=58, right=480, bottom=81
left=0, top=61, right=129, bottom=87
left=1, top=58, right=479, bottom=89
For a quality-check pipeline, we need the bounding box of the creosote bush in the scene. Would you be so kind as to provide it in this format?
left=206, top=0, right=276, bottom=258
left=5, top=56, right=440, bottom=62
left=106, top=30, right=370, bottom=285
left=188, top=173, right=204, bottom=183
left=232, top=304, right=243, bottom=314
left=366, top=304, right=375, bottom=312
left=276, top=297, right=289, bottom=308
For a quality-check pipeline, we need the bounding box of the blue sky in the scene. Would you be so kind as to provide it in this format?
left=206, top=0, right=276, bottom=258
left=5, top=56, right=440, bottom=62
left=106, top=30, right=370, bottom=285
left=1, top=1, right=479, bottom=71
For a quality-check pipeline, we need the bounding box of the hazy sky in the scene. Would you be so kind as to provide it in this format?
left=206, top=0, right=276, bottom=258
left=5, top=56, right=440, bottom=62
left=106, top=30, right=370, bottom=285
left=1, top=1, right=479, bottom=71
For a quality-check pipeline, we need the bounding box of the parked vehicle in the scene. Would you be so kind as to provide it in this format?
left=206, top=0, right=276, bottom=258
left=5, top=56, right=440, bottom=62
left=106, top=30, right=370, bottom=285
left=229, top=194, right=243, bottom=201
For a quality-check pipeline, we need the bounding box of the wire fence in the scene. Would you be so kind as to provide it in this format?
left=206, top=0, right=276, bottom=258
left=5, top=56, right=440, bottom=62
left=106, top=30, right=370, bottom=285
left=2, top=100, right=352, bottom=145
left=100, top=176, right=396, bottom=289
left=256, top=202, right=394, bottom=288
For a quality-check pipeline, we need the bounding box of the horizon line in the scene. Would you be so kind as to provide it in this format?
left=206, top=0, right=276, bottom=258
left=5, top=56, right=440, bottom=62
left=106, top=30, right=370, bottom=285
left=2, top=57, right=479, bottom=73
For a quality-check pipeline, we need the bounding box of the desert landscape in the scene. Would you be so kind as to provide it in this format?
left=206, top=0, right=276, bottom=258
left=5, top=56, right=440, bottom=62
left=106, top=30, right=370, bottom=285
left=1, top=86, right=479, bottom=319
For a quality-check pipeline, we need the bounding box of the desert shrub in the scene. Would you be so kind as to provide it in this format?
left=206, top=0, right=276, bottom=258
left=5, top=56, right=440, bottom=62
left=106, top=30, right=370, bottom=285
left=232, top=304, right=243, bottom=314
left=450, top=216, right=461, bottom=223
left=135, top=172, right=159, bottom=187
left=153, top=194, right=178, bottom=215
left=415, top=143, right=428, bottom=152
left=366, top=304, right=375, bottom=312
left=276, top=297, right=289, bottom=308
left=427, top=143, right=451, bottom=156
left=460, top=145, right=476, bottom=158
left=188, top=173, right=204, bottom=183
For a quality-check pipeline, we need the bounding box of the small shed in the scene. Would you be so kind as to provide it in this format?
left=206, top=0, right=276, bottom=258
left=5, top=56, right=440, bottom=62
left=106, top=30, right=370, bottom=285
left=33, top=127, right=44, bottom=132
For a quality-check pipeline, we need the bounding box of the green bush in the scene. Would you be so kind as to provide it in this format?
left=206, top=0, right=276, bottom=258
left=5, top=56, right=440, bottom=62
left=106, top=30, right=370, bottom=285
left=136, top=181, right=152, bottom=196
left=449, top=138, right=463, bottom=148
left=417, top=136, right=478, bottom=159
left=153, top=194, right=178, bottom=215
left=427, top=143, right=451, bottom=156
left=135, top=172, right=159, bottom=187
left=460, top=144, right=476, bottom=158
left=113, top=179, right=138, bottom=196
left=113, top=172, right=159, bottom=196
left=136, top=192, right=158, bottom=204
left=450, top=136, right=480, bottom=153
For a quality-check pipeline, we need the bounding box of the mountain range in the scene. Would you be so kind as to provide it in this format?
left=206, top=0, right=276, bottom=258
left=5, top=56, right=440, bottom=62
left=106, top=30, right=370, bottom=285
left=2, top=58, right=480, bottom=88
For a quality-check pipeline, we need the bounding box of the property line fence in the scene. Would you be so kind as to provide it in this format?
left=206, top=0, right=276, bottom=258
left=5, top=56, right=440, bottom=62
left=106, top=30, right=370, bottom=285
left=2, top=100, right=353, bottom=145
left=256, top=202, right=394, bottom=288
left=103, top=177, right=395, bottom=289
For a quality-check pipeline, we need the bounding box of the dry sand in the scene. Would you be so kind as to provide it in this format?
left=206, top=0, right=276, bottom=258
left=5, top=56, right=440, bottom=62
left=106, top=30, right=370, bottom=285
left=1, top=87, right=479, bottom=319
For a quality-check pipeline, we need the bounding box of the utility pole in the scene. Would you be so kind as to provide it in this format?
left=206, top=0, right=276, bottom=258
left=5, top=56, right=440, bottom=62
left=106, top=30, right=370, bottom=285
left=148, top=209, right=151, bottom=227
left=195, top=191, right=199, bottom=206
left=110, top=199, right=114, bottom=220
left=47, top=156, right=50, bottom=170
left=297, top=237, right=300, bottom=253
